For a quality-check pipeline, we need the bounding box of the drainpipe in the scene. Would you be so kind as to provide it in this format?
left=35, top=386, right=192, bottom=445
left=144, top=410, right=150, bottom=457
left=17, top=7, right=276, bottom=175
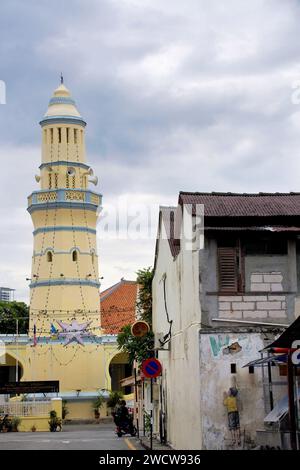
left=287, top=351, right=297, bottom=450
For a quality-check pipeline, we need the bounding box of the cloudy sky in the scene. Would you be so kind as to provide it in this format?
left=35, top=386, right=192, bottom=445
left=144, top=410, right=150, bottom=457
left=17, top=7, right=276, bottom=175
left=1, top=0, right=300, bottom=302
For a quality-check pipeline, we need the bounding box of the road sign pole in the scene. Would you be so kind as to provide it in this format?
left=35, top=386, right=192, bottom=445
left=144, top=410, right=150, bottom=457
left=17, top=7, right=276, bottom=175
left=150, top=377, right=153, bottom=451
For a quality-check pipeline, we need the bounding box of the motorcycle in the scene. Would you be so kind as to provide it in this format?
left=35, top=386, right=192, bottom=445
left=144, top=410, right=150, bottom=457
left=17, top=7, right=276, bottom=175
left=112, top=412, right=137, bottom=438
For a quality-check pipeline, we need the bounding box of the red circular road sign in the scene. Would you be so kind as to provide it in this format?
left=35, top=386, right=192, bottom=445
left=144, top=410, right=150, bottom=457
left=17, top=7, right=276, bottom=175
left=141, top=358, right=162, bottom=378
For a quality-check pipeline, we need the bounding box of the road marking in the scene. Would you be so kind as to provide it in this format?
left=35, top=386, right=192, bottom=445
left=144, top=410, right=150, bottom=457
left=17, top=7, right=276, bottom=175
left=124, top=438, right=136, bottom=451
left=62, top=440, right=70, bottom=444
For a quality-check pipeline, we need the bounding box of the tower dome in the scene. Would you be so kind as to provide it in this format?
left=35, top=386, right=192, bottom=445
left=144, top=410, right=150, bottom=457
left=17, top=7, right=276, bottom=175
left=40, top=82, right=86, bottom=127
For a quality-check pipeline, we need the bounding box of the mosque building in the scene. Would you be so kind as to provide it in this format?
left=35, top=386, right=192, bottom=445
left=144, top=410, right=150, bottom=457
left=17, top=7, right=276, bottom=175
left=1, top=81, right=129, bottom=420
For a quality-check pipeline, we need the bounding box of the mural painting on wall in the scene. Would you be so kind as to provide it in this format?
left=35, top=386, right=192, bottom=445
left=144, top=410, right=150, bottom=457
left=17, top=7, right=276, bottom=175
left=209, top=335, right=251, bottom=358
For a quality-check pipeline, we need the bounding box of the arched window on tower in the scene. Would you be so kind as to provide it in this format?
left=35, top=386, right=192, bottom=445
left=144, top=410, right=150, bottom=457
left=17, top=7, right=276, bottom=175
left=47, top=251, right=53, bottom=262
left=72, top=250, right=78, bottom=262
left=91, top=250, right=95, bottom=264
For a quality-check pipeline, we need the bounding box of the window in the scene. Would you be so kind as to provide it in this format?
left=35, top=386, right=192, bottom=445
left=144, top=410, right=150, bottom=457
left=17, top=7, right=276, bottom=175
left=50, top=128, right=54, bottom=144
left=58, top=128, right=61, bottom=143
left=74, top=129, right=77, bottom=144
left=44, top=129, right=47, bottom=144
left=72, top=250, right=78, bottom=262
left=231, top=363, right=236, bottom=374
left=66, top=128, right=69, bottom=143
left=244, top=238, right=287, bottom=255
left=72, top=175, right=75, bottom=188
left=54, top=173, right=58, bottom=189
left=218, top=247, right=239, bottom=293
left=249, top=366, right=254, bottom=374
left=66, top=174, right=70, bottom=188
left=91, top=250, right=95, bottom=264
left=47, top=251, right=53, bottom=262
left=48, top=173, right=52, bottom=189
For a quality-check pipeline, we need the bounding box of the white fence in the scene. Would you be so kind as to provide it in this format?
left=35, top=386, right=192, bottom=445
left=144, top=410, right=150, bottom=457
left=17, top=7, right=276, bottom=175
left=0, top=401, right=51, bottom=417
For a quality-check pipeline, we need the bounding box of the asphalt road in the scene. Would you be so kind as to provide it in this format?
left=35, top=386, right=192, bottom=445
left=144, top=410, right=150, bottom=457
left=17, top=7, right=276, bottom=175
left=0, top=423, right=142, bottom=450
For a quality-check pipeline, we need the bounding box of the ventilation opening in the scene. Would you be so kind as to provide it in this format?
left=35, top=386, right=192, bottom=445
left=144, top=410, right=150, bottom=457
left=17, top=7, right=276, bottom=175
left=47, top=251, right=53, bottom=262
left=231, top=363, right=236, bottom=374
left=72, top=250, right=78, bottom=262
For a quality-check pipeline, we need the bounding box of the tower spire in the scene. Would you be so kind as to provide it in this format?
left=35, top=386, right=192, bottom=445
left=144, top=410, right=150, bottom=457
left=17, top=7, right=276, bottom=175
left=60, top=72, right=64, bottom=84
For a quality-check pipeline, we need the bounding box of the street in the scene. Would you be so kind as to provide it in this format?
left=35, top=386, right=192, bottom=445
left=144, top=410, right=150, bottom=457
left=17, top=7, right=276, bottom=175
left=0, top=423, right=142, bottom=450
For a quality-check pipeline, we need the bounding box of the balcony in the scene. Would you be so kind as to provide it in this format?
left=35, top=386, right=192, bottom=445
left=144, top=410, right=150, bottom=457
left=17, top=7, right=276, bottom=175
left=27, top=189, right=102, bottom=213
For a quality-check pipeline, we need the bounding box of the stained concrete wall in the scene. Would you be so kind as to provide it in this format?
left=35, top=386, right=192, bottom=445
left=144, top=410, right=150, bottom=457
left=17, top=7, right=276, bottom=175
left=201, top=236, right=298, bottom=324
left=199, top=332, right=268, bottom=449
left=153, top=207, right=202, bottom=449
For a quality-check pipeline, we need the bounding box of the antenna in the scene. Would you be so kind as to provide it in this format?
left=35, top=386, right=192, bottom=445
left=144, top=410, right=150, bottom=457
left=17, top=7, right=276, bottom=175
left=60, top=72, right=64, bottom=85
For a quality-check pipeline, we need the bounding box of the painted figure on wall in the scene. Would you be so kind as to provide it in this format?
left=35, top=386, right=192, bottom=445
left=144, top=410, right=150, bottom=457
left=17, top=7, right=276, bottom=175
left=223, top=387, right=241, bottom=447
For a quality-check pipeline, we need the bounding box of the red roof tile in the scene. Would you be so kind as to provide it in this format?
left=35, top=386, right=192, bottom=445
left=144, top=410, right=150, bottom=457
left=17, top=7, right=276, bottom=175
left=100, top=279, right=138, bottom=335
left=179, top=192, right=300, bottom=217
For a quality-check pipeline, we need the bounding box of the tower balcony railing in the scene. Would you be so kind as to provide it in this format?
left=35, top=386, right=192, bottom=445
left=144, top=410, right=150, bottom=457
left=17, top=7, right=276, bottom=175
left=27, top=189, right=102, bottom=212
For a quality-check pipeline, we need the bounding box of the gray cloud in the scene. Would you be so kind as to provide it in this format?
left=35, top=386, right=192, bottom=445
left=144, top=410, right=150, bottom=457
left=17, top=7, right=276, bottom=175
left=1, top=0, right=300, bottom=300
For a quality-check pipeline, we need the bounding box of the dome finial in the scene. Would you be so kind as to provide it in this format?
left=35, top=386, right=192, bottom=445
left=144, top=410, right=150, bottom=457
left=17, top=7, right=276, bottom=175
left=60, top=72, right=64, bottom=85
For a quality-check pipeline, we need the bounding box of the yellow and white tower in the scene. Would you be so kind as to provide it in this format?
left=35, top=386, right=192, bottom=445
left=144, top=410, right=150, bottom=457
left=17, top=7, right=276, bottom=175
left=27, top=80, right=102, bottom=335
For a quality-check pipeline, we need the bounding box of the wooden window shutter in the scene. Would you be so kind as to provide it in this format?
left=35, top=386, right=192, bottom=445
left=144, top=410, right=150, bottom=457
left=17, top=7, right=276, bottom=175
left=218, top=247, right=238, bottom=293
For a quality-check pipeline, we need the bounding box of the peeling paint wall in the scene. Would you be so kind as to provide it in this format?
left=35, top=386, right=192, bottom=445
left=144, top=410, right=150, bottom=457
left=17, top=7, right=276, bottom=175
left=200, top=332, right=266, bottom=449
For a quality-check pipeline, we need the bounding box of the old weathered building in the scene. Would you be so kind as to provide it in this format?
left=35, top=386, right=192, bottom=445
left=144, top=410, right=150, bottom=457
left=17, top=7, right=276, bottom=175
left=152, top=192, right=300, bottom=449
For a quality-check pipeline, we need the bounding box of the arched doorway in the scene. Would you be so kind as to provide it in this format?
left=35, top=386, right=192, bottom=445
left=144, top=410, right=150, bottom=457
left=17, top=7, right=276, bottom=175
left=0, top=353, right=24, bottom=383
left=109, top=352, right=131, bottom=393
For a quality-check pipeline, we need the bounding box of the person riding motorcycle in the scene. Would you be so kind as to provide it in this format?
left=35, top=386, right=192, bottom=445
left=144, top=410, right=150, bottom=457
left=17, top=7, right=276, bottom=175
left=113, top=400, right=136, bottom=437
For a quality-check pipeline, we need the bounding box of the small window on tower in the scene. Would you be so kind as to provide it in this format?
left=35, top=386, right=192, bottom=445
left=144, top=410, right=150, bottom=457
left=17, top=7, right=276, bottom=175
left=48, top=173, right=52, bottom=189
left=66, top=174, right=70, bottom=188
left=47, top=251, right=53, bottom=262
left=72, top=250, right=78, bottom=262
left=58, top=128, right=62, bottom=143
left=66, top=128, right=69, bottom=143
left=74, top=129, right=78, bottom=144
left=72, top=175, right=75, bottom=188
left=44, top=129, right=47, bottom=144
left=54, top=173, right=58, bottom=189
left=91, top=251, right=95, bottom=264
left=50, top=128, right=54, bottom=144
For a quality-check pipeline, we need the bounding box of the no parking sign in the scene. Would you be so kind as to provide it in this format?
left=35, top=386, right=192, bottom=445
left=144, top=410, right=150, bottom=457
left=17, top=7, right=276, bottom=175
left=141, top=358, right=162, bottom=379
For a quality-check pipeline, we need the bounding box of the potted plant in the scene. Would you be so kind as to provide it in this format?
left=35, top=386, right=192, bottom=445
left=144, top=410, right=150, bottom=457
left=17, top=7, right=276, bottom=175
left=107, top=391, right=124, bottom=412
left=92, top=393, right=105, bottom=421
left=31, top=424, right=37, bottom=432
left=49, top=410, right=62, bottom=432
left=11, top=417, right=21, bottom=432
left=62, top=400, right=69, bottom=421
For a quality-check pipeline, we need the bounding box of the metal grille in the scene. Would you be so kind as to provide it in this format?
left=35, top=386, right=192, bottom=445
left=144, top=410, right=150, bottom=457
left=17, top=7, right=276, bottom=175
left=0, top=401, right=51, bottom=417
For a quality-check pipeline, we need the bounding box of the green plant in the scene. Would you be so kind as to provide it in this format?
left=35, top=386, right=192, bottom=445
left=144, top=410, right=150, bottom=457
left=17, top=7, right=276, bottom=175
left=62, top=400, right=69, bottom=420
left=107, top=391, right=123, bottom=410
left=11, top=417, right=21, bottom=432
left=31, top=424, right=36, bottom=432
left=0, top=301, right=29, bottom=334
left=49, top=410, right=62, bottom=432
left=144, top=410, right=151, bottom=434
left=117, top=267, right=154, bottom=365
left=92, top=393, right=105, bottom=419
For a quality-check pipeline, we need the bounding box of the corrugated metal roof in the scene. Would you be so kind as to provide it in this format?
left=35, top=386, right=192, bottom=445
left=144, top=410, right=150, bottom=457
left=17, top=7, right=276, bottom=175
left=179, top=192, right=300, bottom=217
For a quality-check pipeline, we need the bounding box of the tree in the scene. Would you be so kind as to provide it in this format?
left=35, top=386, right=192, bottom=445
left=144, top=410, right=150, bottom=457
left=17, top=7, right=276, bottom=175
left=0, top=301, right=29, bottom=334
left=136, top=267, right=153, bottom=326
left=117, top=267, right=154, bottom=366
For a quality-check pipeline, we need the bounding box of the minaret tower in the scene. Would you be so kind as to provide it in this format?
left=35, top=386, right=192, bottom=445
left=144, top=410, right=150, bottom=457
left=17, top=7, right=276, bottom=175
left=27, top=80, right=101, bottom=336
